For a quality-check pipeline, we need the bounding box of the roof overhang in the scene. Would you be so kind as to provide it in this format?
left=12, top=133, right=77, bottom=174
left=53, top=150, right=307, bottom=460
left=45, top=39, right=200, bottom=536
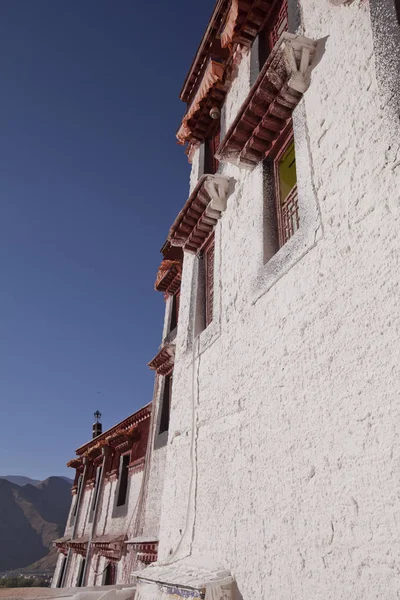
left=75, top=404, right=151, bottom=456
left=148, top=344, right=175, bottom=376
left=155, top=260, right=182, bottom=295
left=177, top=59, right=227, bottom=146
left=216, top=33, right=317, bottom=169
left=169, top=175, right=231, bottom=254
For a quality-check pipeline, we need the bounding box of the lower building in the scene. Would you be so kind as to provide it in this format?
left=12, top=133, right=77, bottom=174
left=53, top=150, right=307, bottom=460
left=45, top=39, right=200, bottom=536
left=52, top=404, right=160, bottom=588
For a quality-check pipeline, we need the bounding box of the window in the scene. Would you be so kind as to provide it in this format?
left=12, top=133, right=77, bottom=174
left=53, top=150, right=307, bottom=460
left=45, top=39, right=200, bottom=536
left=204, top=235, right=215, bottom=327
left=268, top=0, right=288, bottom=49
left=159, top=374, right=172, bottom=434
left=195, top=234, right=216, bottom=336
left=103, top=562, right=117, bottom=586
left=73, top=474, right=83, bottom=517
left=204, top=131, right=220, bottom=175
left=56, top=556, right=67, bottom=588
left=116, top=454, right=130, bottom=507
left=90, top=466, right=102, bottom=513
left=250, top=0, right=288, bottom=83
left=273, top=134, right=298, bottom=247
left=76, top=558, right=86, bottom=588
left=169, top=293, right=180, bottom=333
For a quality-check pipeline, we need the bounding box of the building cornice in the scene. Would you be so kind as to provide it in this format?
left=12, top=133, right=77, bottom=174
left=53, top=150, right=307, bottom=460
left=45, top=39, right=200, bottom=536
left=155, top=260, right=182, bottom=295
left=148, top=344, right=175, bottom=377
left=216, top=33, right=317, bottom=169
left=74, top=405, right=151, bottom=456
left=177, top=59, right=227, bottom=146
left=169, top=174, right=231, bottom=254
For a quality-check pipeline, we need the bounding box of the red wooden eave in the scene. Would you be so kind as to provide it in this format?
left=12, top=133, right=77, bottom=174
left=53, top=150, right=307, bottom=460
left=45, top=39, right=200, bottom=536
left=74, top=404, right=151, bottom=458
left=180, top=0, right=278, bottom=103
left=148, top=344, right=175, bottom=377
left=177, top=59, right=227, bottom=146
left=168, top=174, right=230, bottom=254
left=216, top=32, right=316, bottom=169
left=155, top=260, right=182, bottom=295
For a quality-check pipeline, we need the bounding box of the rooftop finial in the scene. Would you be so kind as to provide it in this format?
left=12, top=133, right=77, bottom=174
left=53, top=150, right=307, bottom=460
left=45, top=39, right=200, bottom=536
left=93, top=411, right=102, bottom=438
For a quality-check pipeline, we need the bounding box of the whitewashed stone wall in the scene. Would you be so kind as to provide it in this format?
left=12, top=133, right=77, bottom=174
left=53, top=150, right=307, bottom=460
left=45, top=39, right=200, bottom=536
left=157, top=2, right=400, bottom=599
left=55, top=469, right=144, bottom=587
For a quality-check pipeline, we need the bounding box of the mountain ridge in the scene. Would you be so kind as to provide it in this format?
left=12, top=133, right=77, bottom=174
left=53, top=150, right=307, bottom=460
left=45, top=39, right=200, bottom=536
left=0, top=475, right=73, bottom=487
left=0, top=476, right=72, bottom=572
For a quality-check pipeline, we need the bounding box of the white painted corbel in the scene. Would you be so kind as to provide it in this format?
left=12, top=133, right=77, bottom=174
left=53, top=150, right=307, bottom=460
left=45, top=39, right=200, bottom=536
left=282, top=34, right=317, bottom=94
left=203, top=174, right=231, bottom=213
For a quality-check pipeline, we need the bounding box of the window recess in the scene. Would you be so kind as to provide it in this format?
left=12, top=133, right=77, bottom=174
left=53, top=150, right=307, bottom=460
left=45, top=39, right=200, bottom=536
left=116, top=454, right=129, bottom=507
left=216, top=32, right=317, bottom=170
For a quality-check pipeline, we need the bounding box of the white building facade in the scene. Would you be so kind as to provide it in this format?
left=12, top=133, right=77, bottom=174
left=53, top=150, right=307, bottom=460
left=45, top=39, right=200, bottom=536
left=144, top=1, right=400, bottom=599
left=53, top=0, right=400, bottom=597
left=52, top=404, right=165, bottom=589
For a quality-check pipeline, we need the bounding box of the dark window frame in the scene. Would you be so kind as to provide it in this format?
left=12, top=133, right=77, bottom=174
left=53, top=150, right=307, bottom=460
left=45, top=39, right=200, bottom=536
left=56, top=556, right=67, bottom=588
left=103, top=562, right=117, bottom=586
left=116, top=453, right=130, bottom=507
left=271, top=129, right=298, bottom=248
left=203, top=234, right=215, bottom=327
left=90, top=465, right=102, bottom=514
left=159, top=374, right=172, bottom=435
left=76, top=558, right=86, bottom=588
left=204, top=131, right=220, bottom=175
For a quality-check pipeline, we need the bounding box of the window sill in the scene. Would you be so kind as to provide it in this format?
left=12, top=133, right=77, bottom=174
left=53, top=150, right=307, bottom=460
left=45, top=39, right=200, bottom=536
left=251, top=218, right=322, bottom=305
left=197, top=317, right=221, bottom=356
left=163, top=327, right=177, bottom=345
left=252, top=99, right=323, bottom=304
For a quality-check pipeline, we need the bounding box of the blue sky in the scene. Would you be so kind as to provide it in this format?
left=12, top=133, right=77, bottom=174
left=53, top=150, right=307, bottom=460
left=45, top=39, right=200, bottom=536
left=0, top=0, right=214, bottom=479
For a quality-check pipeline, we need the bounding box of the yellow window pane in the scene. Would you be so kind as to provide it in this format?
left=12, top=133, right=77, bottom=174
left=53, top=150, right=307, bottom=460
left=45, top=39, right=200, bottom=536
left=278, top=141, right=297, bottom=204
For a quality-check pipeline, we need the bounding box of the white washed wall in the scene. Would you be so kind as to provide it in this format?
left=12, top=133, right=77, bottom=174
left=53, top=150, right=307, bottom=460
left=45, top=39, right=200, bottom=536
left=157, top=2, right=400, bottom=599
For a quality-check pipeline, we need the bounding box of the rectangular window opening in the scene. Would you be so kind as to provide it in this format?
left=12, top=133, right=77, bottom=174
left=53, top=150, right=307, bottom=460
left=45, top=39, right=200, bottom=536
left=116, top=455, right=129, bottom=507
left=103, top=562, right=116, bottom=586
left=204, top=236, right=215, bottom=327
left=159, top=374, right=171, bottom=435
left=274, top=134, right=298, bottom=247
left=76, top=558, right=86, bottom=588
left=169, top=293, right=179, bottom=333
left=90, top=466, right=102, bottom=513
left=204, top=130, right=220, bottom=175
left=73, top=474, right=83, bottom=516
left=251, top=0, right=288, bottom=80
left=56, top=556, right=67, bottom=588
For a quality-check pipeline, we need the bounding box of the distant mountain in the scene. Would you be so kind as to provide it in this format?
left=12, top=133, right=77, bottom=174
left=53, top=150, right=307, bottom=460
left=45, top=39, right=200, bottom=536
left=60, top=477, right=74, bottom=485
left=0, top=477, right=72, bottom=572
left=0, top=475, right=73, bottom=487
left=0, top=476, right=41, bottom=487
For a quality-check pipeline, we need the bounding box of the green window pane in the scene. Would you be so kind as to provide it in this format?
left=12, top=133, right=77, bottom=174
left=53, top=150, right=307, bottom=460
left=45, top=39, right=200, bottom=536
left=278, top=141, right=297, bottom=204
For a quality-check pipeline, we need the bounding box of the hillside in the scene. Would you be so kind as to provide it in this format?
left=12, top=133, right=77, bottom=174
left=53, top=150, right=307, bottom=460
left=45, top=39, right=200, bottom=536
left=0, top=477, right=71, bottom=572
left=0, top=476, right=73, bottom=487
left=0, top=476, right=41, bottom=487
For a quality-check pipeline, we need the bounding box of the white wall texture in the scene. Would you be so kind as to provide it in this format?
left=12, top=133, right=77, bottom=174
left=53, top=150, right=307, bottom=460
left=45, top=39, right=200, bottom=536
left=156, top=2, right=400, bottom=599
left=54, top=468, right=146, bottom=587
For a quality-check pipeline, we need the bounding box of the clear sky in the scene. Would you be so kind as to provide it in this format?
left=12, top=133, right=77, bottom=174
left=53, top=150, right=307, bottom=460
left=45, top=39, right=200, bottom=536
left=0, top=0, right=215, bottom=480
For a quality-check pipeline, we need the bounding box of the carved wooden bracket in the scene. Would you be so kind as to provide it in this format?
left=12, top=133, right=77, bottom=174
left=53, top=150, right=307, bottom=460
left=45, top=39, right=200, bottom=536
left=169, top=174, right=232, bottom=253
left=216, top=33, right=317, bottom=169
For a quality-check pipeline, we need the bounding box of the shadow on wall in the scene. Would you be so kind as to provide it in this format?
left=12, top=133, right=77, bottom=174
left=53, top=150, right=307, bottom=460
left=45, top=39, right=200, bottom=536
left=232, top=581, right=244, bottom=600
left=313, top=36, right=329, bottom=70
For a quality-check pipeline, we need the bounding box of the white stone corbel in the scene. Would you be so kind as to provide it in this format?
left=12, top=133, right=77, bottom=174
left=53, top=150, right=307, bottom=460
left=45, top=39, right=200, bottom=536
left=282, top=34, right=317, bottom=94
left=203, top=174, right=231, bottom=213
